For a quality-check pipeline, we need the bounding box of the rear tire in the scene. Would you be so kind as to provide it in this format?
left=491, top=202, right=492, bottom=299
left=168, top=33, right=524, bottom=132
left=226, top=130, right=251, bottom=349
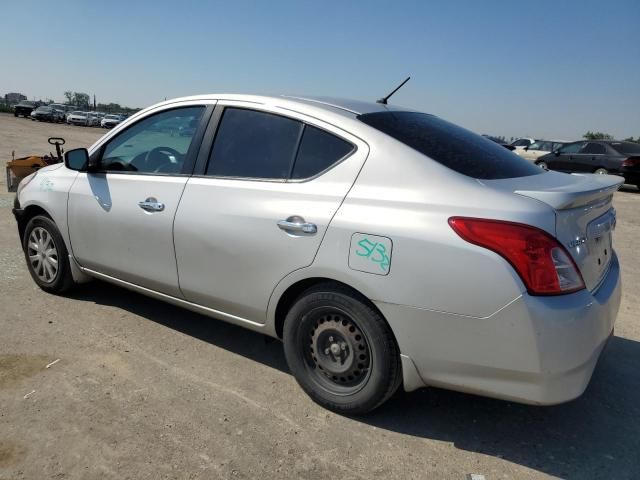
left=22, top=215, right=75, bottom=294
left=283, top=283, right=401, bottom=415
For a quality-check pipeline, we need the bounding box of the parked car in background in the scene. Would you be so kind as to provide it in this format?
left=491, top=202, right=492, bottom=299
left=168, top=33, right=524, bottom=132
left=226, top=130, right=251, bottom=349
left=515, top=140, right=567, bottom=162
left=510, top=137, right=537, bottom=150
left=67, top=111, right=89, bottom=126
left=13, top=94, right=622, bottom=414
left=31, top=106, right=62, bottom=122
left=86, top=112, right=101, bottom=126
left=100, top=114, right=124, bottom=128
left=14, top=101, right=38, bottom=118
left=537, top=140, right=640, bottom=188
left=483, top=135, right=515, bottom=150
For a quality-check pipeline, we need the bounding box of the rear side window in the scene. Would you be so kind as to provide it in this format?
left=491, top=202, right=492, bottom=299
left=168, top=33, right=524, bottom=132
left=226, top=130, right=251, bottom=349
left=291, top=125, right=354, bottom=179
left=358, top=111, right=542, bottom=179
left=582, top=143, right=607, bottom=154
left=207, top=108, right=302, bottom=179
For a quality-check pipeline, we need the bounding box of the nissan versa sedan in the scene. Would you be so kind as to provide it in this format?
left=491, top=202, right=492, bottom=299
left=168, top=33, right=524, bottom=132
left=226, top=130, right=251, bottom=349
left=13, top=95, right=622, bottom=414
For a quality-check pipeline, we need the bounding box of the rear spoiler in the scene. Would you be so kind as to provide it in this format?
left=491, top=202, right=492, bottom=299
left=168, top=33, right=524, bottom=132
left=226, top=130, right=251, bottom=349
left=515, top=174, right=623, bottom=210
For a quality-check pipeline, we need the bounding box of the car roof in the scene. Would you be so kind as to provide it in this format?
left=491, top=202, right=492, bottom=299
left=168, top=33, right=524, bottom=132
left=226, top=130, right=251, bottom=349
left=147, top=93, right=414, bottom=118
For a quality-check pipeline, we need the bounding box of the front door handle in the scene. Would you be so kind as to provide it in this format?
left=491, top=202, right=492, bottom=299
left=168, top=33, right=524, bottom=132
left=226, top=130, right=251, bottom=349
left=277, top=216, right=317, bottom=234
left=138, top=197, right=165, bottom=212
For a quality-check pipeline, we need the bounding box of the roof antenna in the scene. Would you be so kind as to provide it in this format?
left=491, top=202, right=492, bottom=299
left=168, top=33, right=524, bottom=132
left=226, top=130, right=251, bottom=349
left=376, top=76, right=411, bottom=105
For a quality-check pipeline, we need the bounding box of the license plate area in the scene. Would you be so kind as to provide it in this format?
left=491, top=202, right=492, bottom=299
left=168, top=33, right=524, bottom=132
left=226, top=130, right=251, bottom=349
left=587, top=210, right=615, bottom=282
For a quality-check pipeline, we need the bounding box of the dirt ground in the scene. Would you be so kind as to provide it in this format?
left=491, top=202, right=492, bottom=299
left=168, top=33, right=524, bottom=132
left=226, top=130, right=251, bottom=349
left=0, top=113, right=639, bottom=479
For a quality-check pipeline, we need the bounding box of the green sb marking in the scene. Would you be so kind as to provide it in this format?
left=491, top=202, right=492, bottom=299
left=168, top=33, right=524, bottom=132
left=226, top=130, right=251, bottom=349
left=355, top=238, right=390, bottom=272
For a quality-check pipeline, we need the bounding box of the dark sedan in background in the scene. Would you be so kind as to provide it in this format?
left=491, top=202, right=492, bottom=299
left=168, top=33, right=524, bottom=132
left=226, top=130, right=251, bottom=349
left=536, top=140, right=640, bottom=188
left=13, top=101, right=38, bottom=118
left=30, top=106, right=62, bottom=123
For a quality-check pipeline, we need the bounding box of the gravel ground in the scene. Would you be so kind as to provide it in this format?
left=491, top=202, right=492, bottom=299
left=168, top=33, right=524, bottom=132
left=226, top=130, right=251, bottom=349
left=0, top=113, right=639, bottom=479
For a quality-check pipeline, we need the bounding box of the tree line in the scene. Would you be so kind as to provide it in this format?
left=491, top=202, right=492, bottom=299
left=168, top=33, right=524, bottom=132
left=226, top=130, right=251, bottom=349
left=583, top=131, right=639, bottom=143
left=63, top=91, right=140, bottom=114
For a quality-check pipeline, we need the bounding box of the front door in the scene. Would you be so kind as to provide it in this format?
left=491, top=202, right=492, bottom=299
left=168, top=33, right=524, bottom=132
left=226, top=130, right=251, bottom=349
left=550, top=141, right=585, bottom=171
left=174, top=104, right=368, bottom=322
left=67, top=105, right=209, bottom=296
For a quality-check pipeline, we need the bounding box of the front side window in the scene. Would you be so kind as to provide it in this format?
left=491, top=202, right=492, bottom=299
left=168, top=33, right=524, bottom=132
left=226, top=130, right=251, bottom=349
left=529, top=141, right=543, bottom=150
left=558, top=142, right=585, bottom=154
left=513, top=138, right=533, bottom=147
left=358, top=111, right=542, bottom=179
left=101, top=106, right=204, bottom=174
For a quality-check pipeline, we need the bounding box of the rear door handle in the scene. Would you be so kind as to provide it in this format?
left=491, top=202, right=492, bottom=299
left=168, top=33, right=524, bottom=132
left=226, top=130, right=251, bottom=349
left=138, top=197, right=165, bottom=212
left=277, top=216, right=317, bottom=234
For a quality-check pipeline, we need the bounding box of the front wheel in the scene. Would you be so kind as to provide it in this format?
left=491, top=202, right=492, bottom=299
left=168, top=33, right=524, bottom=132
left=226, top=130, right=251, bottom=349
left=594, top=168, right=608, bottom=175
left=283, top=283, right=401, bottom=415
left=22, top=215, right=75, bottom=294
left=537, top=161, right=549, bottom=170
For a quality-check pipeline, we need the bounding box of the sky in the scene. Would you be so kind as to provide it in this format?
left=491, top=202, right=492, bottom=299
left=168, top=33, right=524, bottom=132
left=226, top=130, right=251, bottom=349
left=1, top=0, right=638, bottom=140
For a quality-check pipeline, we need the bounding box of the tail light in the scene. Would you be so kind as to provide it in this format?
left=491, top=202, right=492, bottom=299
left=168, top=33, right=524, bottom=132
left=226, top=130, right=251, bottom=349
left=622, top=157, right=640, bottom=168
left=448, top=217, right=585, bottom=296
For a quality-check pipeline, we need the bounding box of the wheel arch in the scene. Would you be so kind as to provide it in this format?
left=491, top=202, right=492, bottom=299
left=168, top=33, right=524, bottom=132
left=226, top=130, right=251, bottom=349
left=272, top=276, right=395, bottom=347
left=17, top=204, right=53, bottom=243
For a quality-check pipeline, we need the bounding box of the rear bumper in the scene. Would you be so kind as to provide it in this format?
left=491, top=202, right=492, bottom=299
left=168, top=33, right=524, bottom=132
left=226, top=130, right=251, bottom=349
left=620, top=171, right=640, bottom=185
left=377, top=252, right=621, bottom=405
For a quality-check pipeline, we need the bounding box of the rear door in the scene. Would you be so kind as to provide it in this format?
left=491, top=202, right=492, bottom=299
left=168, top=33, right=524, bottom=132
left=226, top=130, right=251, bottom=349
left=580, top=142, right=608, bottom=172
left=174, top=103, right=368, bottom=323
left=68, top=103, right=212, bottom=296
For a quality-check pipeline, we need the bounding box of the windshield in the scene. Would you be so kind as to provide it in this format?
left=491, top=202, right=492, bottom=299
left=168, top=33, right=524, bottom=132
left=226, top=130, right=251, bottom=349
left=105, top=115, right=119, bottom=119
left=72, top=111, right=86, bottom=116
left=610, top=142, right=640, bottom=155
left=358, top=111, right=542, bottom=179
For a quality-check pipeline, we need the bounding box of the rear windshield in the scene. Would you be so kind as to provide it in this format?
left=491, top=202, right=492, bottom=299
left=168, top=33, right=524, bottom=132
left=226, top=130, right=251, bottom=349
left=358, top=111, right=543, bottom=179
left=610, top=142, right=640, bottom=155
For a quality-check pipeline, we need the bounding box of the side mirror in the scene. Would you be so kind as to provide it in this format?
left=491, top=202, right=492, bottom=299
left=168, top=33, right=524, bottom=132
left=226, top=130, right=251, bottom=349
left=553, top=150, right=560, bottom=156
left=524, top=145, right=529, bottom=151
left=64, top=148, right=89, bottom=171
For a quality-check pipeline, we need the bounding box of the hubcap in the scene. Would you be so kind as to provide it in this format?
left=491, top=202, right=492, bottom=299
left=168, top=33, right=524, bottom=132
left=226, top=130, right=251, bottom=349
left=27, top=227, right=58, bottom=283
left=307, top=311, right=371, bottom=390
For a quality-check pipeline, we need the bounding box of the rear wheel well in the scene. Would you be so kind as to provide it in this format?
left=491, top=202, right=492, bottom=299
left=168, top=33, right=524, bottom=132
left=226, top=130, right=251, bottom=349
left=274, top=278, right=392, bottom=341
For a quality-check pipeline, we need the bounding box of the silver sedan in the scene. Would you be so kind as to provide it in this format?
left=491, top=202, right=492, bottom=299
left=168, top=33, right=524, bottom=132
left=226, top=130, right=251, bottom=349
left=13, top=94, right=622, bottom=414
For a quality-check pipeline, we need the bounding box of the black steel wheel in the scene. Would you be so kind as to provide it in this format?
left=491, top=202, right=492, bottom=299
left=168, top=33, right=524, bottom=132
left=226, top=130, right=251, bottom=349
left=305, top=307, right=372, bottom=394
left=283, top=282, right=401, bottom=415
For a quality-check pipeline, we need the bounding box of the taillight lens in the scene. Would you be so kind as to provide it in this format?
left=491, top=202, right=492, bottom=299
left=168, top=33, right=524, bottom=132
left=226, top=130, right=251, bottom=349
left=622, top=157, right=640, bottom=168
left=448, top=217, right=585, bottom=295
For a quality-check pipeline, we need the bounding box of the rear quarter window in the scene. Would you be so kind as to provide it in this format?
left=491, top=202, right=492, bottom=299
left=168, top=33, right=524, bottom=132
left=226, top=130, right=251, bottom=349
left=358, top=111, right=543, bottom=179
left=610, top=142, right=640, bottom=155
left=291, top=126, right=354, bottom=179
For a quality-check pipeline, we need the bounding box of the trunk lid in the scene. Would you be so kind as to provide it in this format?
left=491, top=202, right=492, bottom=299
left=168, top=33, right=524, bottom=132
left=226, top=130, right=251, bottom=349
left=484, top=171, right=623, bottom=291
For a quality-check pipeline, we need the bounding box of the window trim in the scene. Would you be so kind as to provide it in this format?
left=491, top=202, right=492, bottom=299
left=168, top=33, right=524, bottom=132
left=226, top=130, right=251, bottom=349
left=195, top=105, right=357, bottom=183
left=93, top=105, right=214, bottom=176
